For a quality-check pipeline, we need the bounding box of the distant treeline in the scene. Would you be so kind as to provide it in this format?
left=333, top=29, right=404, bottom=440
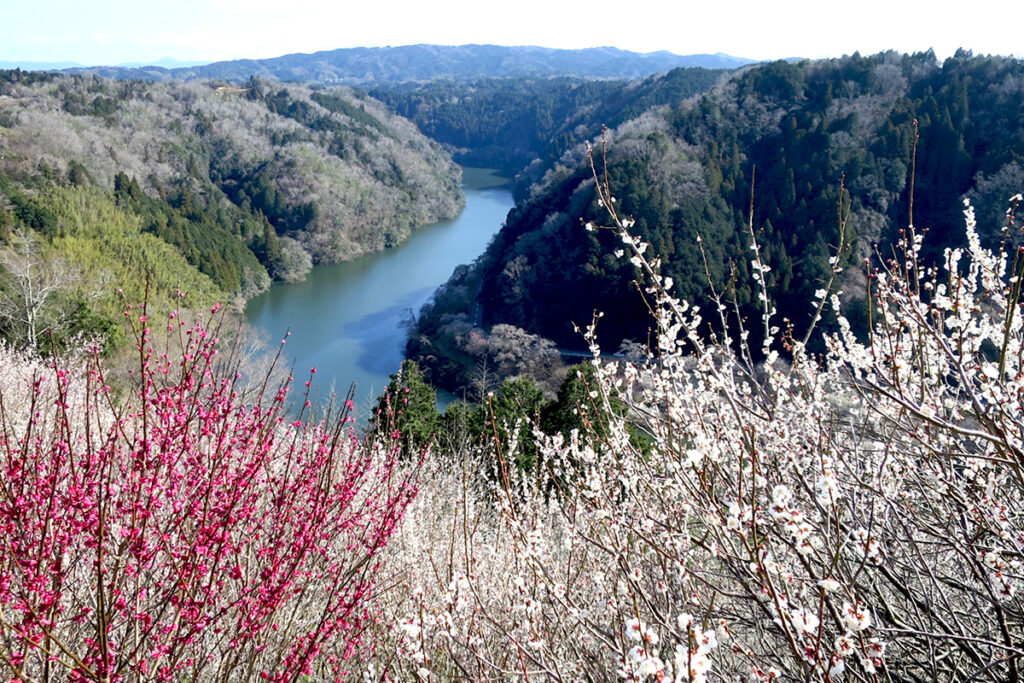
left=59, top=44, right=754, bottom=84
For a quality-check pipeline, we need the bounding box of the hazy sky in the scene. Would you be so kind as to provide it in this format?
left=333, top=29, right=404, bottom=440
left=1, top=0, right=1018, bottom=66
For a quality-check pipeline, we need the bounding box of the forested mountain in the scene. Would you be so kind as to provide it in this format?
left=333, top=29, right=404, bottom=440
left=370, top=67, right=730, bottom=179
left=0, top=69, right=461, bottom=351
left=408, top=50, right=1024, bottom=393
left=65, top=45, right=754, bottom=84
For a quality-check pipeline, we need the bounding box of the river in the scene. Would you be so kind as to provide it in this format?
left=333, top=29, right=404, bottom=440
left=243, top=167, right=514, bottom=416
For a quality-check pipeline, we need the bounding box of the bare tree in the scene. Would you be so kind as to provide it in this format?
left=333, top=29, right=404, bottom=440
left=0, top=229, right=80, bottom=349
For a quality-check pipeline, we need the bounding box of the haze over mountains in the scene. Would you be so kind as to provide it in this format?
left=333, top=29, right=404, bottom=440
left=0, top=58, right=209, bottom=71
left=52, top=44, right=755, bottom=83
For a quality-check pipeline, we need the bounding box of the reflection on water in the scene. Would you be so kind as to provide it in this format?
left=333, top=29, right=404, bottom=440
left=244, top=167, right=513, bottom=418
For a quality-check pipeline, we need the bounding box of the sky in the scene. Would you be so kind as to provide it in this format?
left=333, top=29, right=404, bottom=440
left=0, top=0, right=1019, bottom=67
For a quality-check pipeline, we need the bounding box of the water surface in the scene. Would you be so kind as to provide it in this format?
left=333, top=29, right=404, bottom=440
left=244, top=167, right=513, bottom=416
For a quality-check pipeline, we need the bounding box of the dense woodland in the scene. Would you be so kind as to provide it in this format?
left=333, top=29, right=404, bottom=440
left=408, top=50, right=1024, bottom=395
left=370, top=67, right=728, bottom=179
left=0, top=69, right=461, bottom=351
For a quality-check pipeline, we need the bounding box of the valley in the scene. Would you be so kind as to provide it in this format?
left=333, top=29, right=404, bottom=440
left=1, top=40, right=1023, bottom=683
left=243, top=167, right=513, bottom=414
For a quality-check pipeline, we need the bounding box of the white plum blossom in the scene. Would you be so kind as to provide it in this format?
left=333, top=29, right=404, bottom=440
left=789, top=607, right=820, bottom=635
left=841, top=602, right=871, bottom=632
left=379, top=155, right=1024, bottom=683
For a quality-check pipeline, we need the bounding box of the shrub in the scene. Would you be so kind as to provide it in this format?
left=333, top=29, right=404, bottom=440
left=0, top=304, right=415, bottom=682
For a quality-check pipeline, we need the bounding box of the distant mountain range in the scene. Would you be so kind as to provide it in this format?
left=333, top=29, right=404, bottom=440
left=54, top=45, right=755, bottom=84
left=1, top=60, right=85, bottom=70
left=0, top=57, right=208, bottom=71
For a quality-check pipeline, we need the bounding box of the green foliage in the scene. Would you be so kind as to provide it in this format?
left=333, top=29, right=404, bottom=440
left=486, top=376, right=547, bottom=473
left=48, top=297, right=122, bottom=354
left=310, top=91, right=389, bottom=135
left=0, top=206, right=10, bottom=244
left=9, top=194, right=59, bottom=240
left=737, top=59, right=806, bottom=102
left=218, top=166, right=317, bottom=236
left=60, top=91, right=120, bottom=120
left=371, top=360, right=643, bottom=485
left=0, top=68, right=58, bottom=89
left=111, top=172, right=268, bottom=295
left=252, top=221, right=285, bottom=277
left=37, top=185, right=227, bottom=334
left=372, top=360, right=441, bottom=456
left=412, top=51, right=1024, bottom=384
left=371, top=68, right=725, bottom=179
left=67, top=161, right=91, bottom=187
left=541, top=361, right=608, bottom=438
left=0, top=184, right=230, bottom=352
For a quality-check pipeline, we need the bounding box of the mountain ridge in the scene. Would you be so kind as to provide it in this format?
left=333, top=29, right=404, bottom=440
left=406, top=51, right=1024, bottom=393
left=0, top=69, right=463, bottom=352
left=59, top=44, right=756, bottom=83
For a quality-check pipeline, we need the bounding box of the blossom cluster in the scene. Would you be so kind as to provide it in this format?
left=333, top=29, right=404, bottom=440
left=0, top=308, right=414, bottom=681
left=4, top=158, right=1022, bottom=682
left=373, top=164, right=1024, bottom=682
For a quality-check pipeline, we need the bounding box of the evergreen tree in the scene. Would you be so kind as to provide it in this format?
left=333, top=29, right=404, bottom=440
left=486, top=376, right=548, bottom=474
left=372, top=360, right=440, bottom=456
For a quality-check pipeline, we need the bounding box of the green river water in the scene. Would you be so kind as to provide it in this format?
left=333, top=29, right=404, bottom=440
left=243, top=167, right=514, bottom=416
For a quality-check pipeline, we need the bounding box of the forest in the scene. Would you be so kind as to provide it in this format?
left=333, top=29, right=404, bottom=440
left=369, top=66, right=729, bottom=179
left=0, top=69, right=461, bottom=352
left=408, top=50, right=1024, bottom=395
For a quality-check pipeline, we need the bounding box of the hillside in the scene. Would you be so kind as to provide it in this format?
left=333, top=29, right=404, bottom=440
left=408, top=50, right=1024, bottom=393
left=0, top=71, right=462, bottom=263
left=63, top=45, right=754, bottom=83
left=0, top=69, right=462, bottom=351
left=370, top=66, right=732, bottom=179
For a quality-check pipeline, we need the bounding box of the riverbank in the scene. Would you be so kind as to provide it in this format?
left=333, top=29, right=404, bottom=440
left=244, top=167, right=514, bottom=418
